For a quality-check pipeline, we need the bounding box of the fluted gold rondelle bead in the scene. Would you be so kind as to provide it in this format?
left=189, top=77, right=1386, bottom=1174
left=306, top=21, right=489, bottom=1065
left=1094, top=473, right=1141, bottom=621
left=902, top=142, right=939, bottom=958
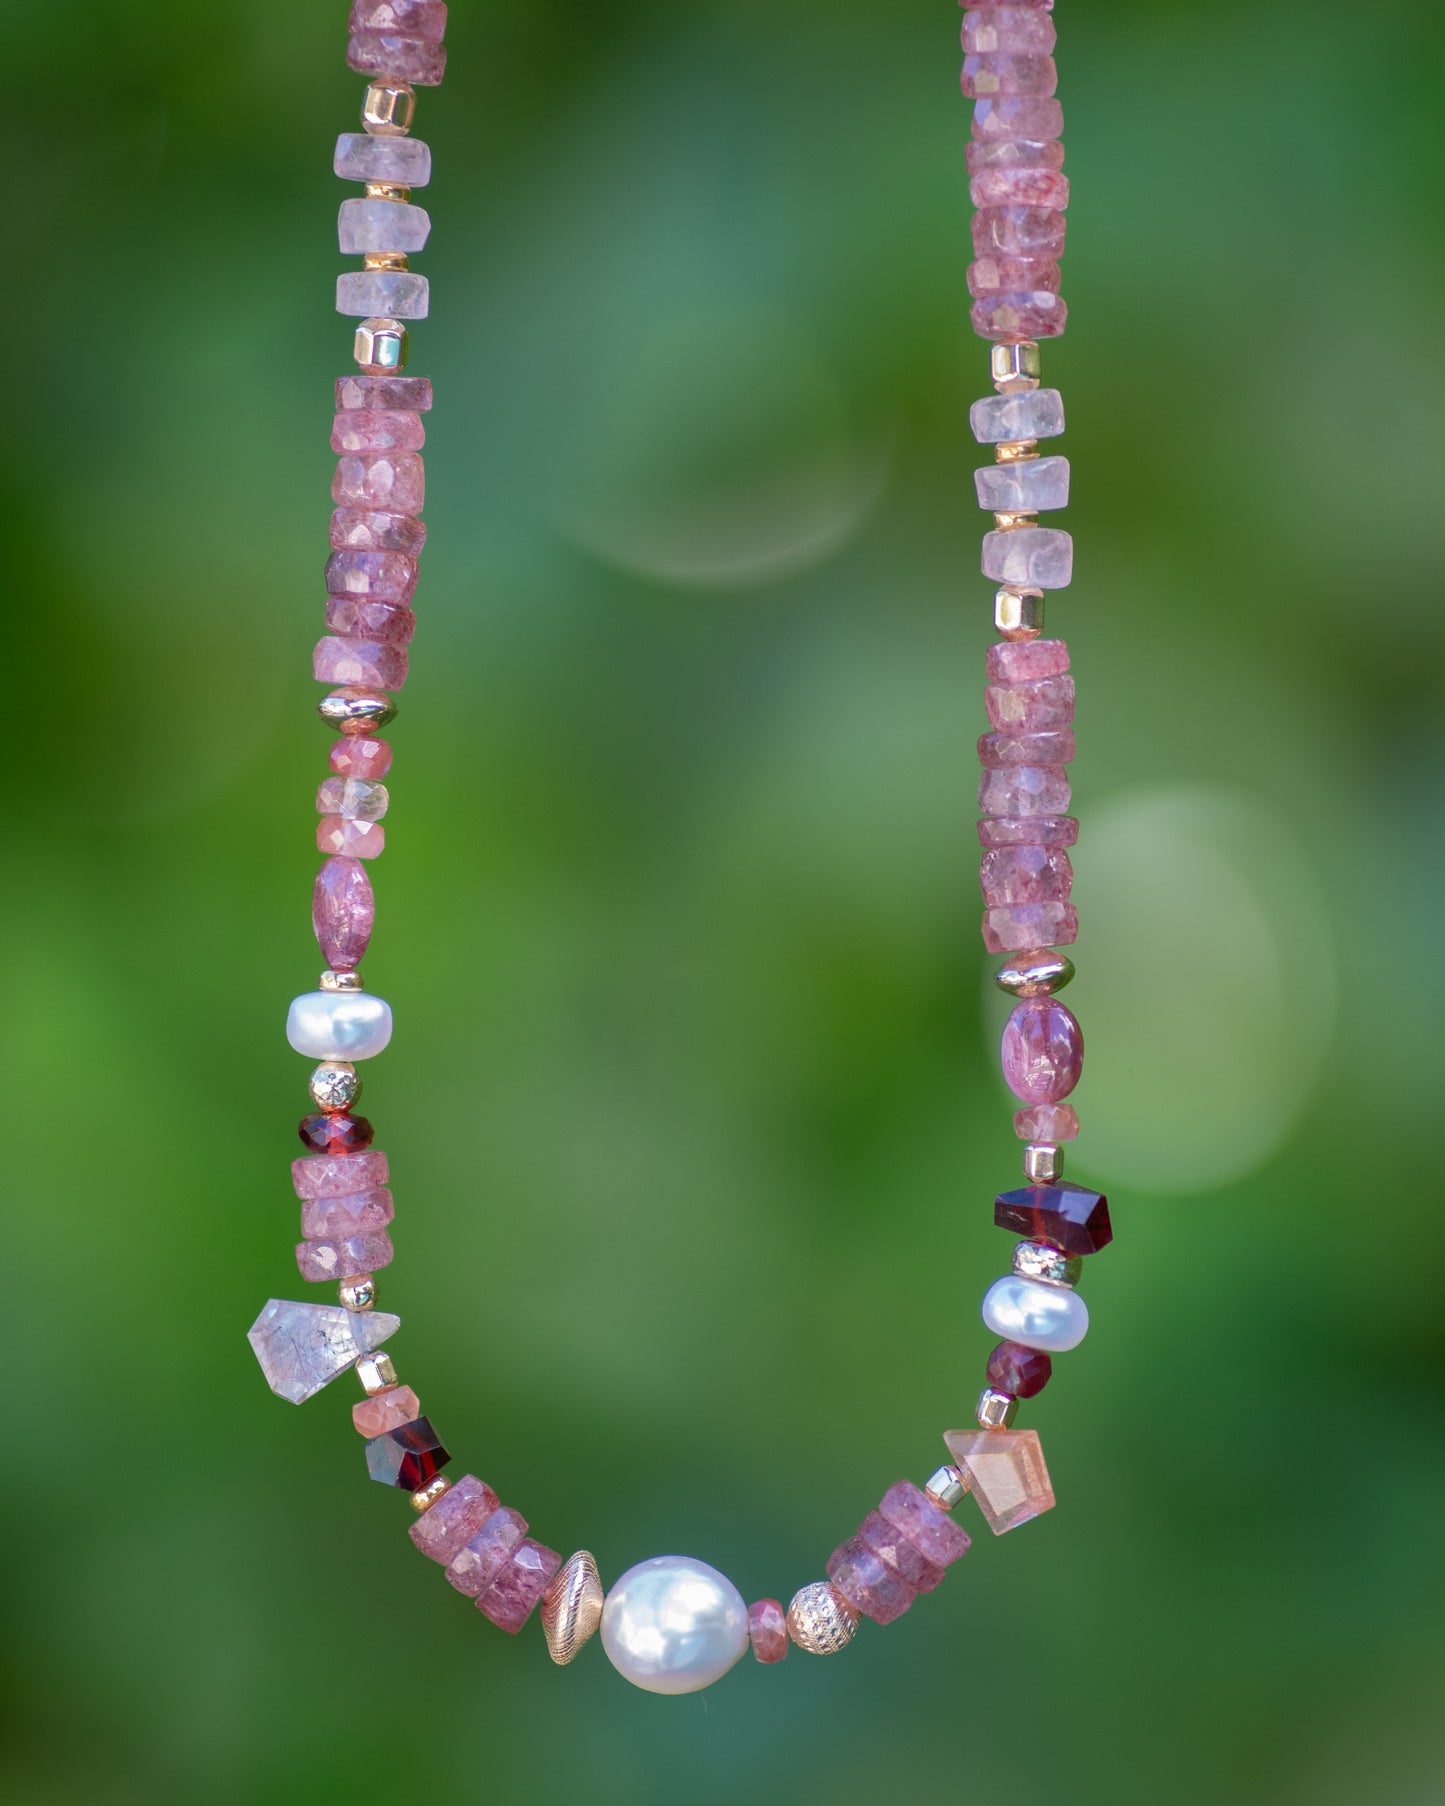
left=411, top=1476, right=452, bottom=1514
left=923, top=1463, right=968, bottom=1510
left=362, top=80, right=416, bottom=136
left=356, top=1351, right=398, bottom=1395
left=1024, top=1142, right=1064, bottom=1184
left=994, top=586, right=1045, bottom=640
left=338, top=1275, right=376, bottom=1311
left=786, top=1583, right=859, bottom=1654
left=977, top=1388, right=1020, bottom=1430
left=541, top=1552, right=606, bottom=1665
left=310, top=1060, right=362, bottom=1112
left=353, top=316, right=408, bottom=374
left=991, top=341, right=1041, bottom=392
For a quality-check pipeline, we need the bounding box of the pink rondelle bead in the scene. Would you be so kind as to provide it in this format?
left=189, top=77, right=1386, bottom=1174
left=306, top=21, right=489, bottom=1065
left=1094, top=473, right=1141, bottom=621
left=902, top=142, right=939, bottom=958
left=978, top=813, right=1077, bottom=848
left=325, top=596, right=416, bottom=646
left=336, top=375, right=433, bottom=414
left=979, top=765, right=1071, bottom=817
left=317, top=815, right=386, bottom=860
left=961, top=53, right=1057, bottom=99
left=409, top=1474, right=502, bottom=1565
left=332, top=452, right=425, bottom=517
left=963, top=8, right=1057, bottom=55
left=981, top=844, right=1073, bottom=906
left=331, top=411, right=426, bottom=456
left=324, top=549, right=419, bottom=602
left=314, top=636, right=409, bottom=693
left=748, top=1599, right=788, bottom=1664
left=876, top=1480, right=971, bottom=1568
left=856, top=1510, right=945, bottom=1593
left=826, top=1538, right=916, bottom=1625
left=979, top=727, right=1075, bottom=767
left=313, top=855, right=375, bottom=969
left=346, top=30, right=447, bottom=84
left=970, top=168, right=1069, bottom=210
left=478, top=1540, right=564, bottom=1635
left=965, top=138, right=1064, bottom=177
left=972, top=94, right=1063, bottom=142
left=983, top=901, right=1079, bottom=953
left=446, top=1508, right=528, bottom=1599
left=292, top=1149, right=390, bottom=1199
left=973, top=205, right=1066, bottom=259
left=349, top=0, right=448, bottom=39
left=985, top=675, right=1075, bottom=734
left=1014, top=1102, right=1080, bottom=1143
left=972, top=290, right=1067, bottom=341
left=1001, top=996, right=1084, bottom=1104
left=352, top=1383, right=422, bottom=1438
left=968, top=256, right=1060, bottom=299
left=300, top=1186, right=395, bottom=1240
left=330, top=510, right=428, bottom=557
left=295, top=1229, right=395, bottom=1282
left=986, top=639, right=1069, bottom=683
left=329, top=736, right=393, bottom=781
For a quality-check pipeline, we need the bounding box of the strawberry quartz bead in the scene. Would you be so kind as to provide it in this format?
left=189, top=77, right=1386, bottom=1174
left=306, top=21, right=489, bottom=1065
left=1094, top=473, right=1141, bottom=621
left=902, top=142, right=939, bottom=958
left=313, top=856, right=375, bottom=968
left=827, top=1540, right=916, bottom=1625
left=987, top=1340, right=1053, bottom=1398
left=329, top=737, right=393, bottom=781
left=978, top=813, right=1077, bottom=847
left=972, top=94, right=1063, bottom=142
left=478, top=1541, right=564, bottom=1634
left=292, top=1149, right=389, bottom=1198
left=985, top=674, right=1075, bottom=733
left=973, top=206, right=1066, bottom=260
left=317, top=815, right=386, bottom=860
left=332, top=453, right=425, bottom=516
left=961, top=54, right=1058, bottom=99
left=331, top=411, right=426, bottom=456
left=1014, top=1102, right=1079, bottom=1142
left=349, top=1, right=448, bottom=42
left=299, top=1187, right=395, bottom=1239
left=968, top=257, right=1060, bottom=299
left=965, top=137, right=1065, bottom=175
left=986, top=638, right=1070, bottom=683
left=313, top=638, right=409, bottom=694
left=1001, top=997, right=1083, bottom=1104
left=347, top=31, right=447, bottom=85
left=963, top=9, right=1057, bottom=55
left=973, top=290, right=1067, bottom=341
left=979, top=728, right=1076, bottom=766
left=970, top=169, right=1069, bottom=211
left=410, top=1474, right=501, bottom=1565
left=979, top=765, right=1070, bottom=817
left=984, top=901, right=1079, bottom=954
left=330, top=510, right=428, bottom=556
left=296, top=1228, right=395, bottom=1281
left=748, top=1600, right=788, bottom=1664
left=298, top=1111, right=374, bottom=1155
left=325, top=596, right=416, bottom=646
left=876, top=1480, right=971, bottom=1568
left=981, top=844, right=1072, bottom=905
left=325, top=549, right=419, bottom=602
left=447, top=1508, right=529, bottom=1598
left=336, top=375, right=433, bottom=413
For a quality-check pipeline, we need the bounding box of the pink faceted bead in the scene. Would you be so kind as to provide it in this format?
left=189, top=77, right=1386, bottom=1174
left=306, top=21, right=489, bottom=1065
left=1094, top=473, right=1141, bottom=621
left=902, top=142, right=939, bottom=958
left=965, top=137, right=1065, bottom=175
left=477, top=1540, right=563, bottom=1634
left=313, top=636, right=409, bottom=693
left=981, top=843, right=1073, bottom=906
left=409, top=1474, right=502, bottom=1564
left=324, top=548, right=419, bottom=602
left=876, top=1480, right=971, bottom=1567
left=972, top=94, right=1063, bottom=142
left=973, top=205, right=1066, bottom=259
left=316, top=776, right=388, bottom=821
left=1001, top=996, right=1084, bottom=1104
left=972, top=290, right=1067, bottom=341
left=968, top=256, right=1060, bottom=299
left=292, top=1149, right=389, bottom=1199
left=300, top=1186, right=395, bottom=1240
left=330, top=509, right=427, bottom=557
left=346, top=30, right=447, bottom=84
left=986, top=638, right=1069, bottom=683
left=329, top=736, right=393, bottom=781
left=325, top=596, right=416, bottom=646
left=985, top=675, right=1075, bottom=733
left=979, top=765, right=1071, bottom=817
left=961, top=53, right=1057, bottom=99
left=983, top=900, right=1079, bottom=953
left=349, top=0, right=448, bottom=39
left=970, top=168, right=1069, bottom=210
left=295, top=1229, right=394, bottom=1281
left=963, top=9, right=1057, bottom=55
left=979, top=727, right=1075, bottom=767
left=331, top=411, right=426, bottom=455
left=748, top=1599, right=788, bottom=1663
left=978, top=813, right=1077, bottom=847
left=317, top=815, right=386, bottom=859
left=446, top=1508, right=528, bottom=1598
left=1014, top=1102, right=1080, bottom=1143
left=856, top=1510, right=945, bottom=1593
left=332, top=452, right=425, bottom=517
left=352, top=1383, right=421, bottom=1438
left=313, top=855, right=375, bottom=968
left=826, top=1537, right=916, bottom=1624
left=336, top=375, right=433, bottom=414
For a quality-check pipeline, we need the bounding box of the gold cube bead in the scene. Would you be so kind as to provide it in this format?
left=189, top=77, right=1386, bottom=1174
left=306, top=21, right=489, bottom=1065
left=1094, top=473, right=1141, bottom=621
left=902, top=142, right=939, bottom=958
left=410, top=1476, right=452, bottom=1514
left=990, top=341, right=1041, bottom=393
left=1023, top=1142, right=1064, bottom=1184
left=364, top=181, right=412, bottom=204
left=353, top=316, right=408, bottom=374
left=338, top=1274, right=377, bottom=1311
left=362, top=81, right=416, bottom=136
left=995, top=439, right=1040, bottom=463
left=993, top=511, right=1038, bottom=532
left=356, top=1351, right=398, bottom=1395
left=362, top=250, right=410, bottom=272
left=923, top=1463, right=968, bottom=1510
left=994, top=586, right=1045, bottom=640
left=977, top=1388, right=1020, bottom=1430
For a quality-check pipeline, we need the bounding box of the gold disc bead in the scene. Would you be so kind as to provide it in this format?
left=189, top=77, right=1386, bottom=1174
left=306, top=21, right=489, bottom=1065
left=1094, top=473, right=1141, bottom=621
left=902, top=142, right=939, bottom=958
left=353, top=316, right=408, bottom=375
left=786, top=1583, right=860, bottom=1654
left=363, top=181, right=412, bottom=203
left=319, top=969, right=365, bottom=993
left=339, top=1275, right=377, bottom=1312
left=318, top=687, right=399, bottom=734
left=362, top=81, right=416, bottom=136
left=977, top=1388, right=1020, bottom=1430
left=362, top=250, right=410, bottom=272
left=1023, top=1142, right=1064, bottom=1185
left=541, top=1552, right=606, bottom=1665
left=995, top=438, right=1040, bottom=462
left=995, top=948, right=1074, bottom=997
left=994, top=586, right=1045, bottom=640
left=411, top=1476, right=452, bottom=1515
left=990, top=341, right=1041, bottom=393
left=994, top=510, right=1038, bottom=532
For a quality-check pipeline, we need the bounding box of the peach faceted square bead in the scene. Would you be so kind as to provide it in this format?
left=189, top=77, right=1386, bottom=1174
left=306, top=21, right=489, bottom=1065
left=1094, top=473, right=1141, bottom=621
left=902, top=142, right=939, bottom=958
left=942, top=1428, right=1056, bottom=1535
left=353, top=1384, right=421, bottom=1437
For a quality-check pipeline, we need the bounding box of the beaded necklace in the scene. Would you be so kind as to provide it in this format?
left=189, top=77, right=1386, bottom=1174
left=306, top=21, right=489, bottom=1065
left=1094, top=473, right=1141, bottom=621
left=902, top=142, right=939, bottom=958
left=248, top=0, right=1108, bottom=1694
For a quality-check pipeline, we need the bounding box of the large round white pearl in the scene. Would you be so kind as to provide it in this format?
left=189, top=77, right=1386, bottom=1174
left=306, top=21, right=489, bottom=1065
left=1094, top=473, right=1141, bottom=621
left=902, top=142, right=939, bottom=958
left=981, top=1274, right=1089, bottom=1352
left=286, top=991, right=393, bottom=1061
left=600, top=1556, right=749, bottom=1695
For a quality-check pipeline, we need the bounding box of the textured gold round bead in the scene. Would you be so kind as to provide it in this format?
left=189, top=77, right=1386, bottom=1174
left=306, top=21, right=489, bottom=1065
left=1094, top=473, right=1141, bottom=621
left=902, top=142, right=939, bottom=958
left=310, top=1060, right=362, bottom=1112
left=786, top=1582, right=859, bottom=1654
left=541, top=1551, right=606, bottom=1665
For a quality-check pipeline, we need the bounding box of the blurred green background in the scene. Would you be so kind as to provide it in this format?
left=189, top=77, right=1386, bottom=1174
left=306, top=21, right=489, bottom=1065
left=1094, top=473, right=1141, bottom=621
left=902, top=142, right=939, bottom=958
left=4, top=0, right=1443, bottom=1801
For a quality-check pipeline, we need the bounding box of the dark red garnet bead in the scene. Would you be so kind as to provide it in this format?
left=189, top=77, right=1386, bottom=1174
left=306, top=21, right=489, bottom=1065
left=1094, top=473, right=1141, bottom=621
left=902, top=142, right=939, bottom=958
left=364, top=1416, right=450, bottom=1491
left=986, top=1340, right=1053, bottom=1398
left=995, top=1181, right=1112, bottom=1256
left=298, top=1111, right=374, bottom=1155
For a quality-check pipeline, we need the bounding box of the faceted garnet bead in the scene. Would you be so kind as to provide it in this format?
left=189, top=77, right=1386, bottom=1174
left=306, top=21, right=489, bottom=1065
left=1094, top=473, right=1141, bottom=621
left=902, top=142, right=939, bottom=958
left=298, top=1111, right=374, bottom=1155
left=748, top=1599, right=788, bottom=1663
left=942, top=1428, right=1056, bottom=1535
left=995, top=1181, right=1113, bottom=1256
left=365, top=1414, right=450, bottom=1490
left=986, top=1340, right=1054, bottom=1398
left=477, top=1540, right=564, bottom=1634
left=1000, top=996, right=1084, bottom=1102
left=410, top=1473, right=501, bottom=1565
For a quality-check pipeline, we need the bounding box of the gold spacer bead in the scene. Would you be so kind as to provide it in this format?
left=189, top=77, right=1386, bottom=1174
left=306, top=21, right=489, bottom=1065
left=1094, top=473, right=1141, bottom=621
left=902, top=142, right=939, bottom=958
left=363, top=181, right=412, bottom=204
left=353, top=316, right=408, bottom=375
left=994, top=511, right=1038, bottom=532
left=923, top=1463, right=968, bottom=1509
left=362, top=250, right=410, bottom=272
left=977, top=1388, right=1020, bottom=1430
left=362, top=81, right=416, bottom=137
left=995, top=948, right=1074, bottom=997
left=339, top=1274, right=377, bottom=1311
left=1024, top=1143, right=1064, bottom=1184
left=319, top=969, right=365, bottom=992
left=991, top=340, right=1041, bottom=393
left=410, top=1476, right=452, bottom=1514
left=356, top=1351, right=399, bottom=1395
left=995, top=439, right=1040, bottom=463
left=994, top=586, right=1045, bottom=640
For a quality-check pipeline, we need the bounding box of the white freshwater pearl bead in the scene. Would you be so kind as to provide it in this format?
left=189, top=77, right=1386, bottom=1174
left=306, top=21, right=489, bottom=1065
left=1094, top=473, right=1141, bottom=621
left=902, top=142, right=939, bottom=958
left=600, top=1556, right=749, bottom=1695
left=286, top=991, right=393, bottom=1061
left=981, top=1273, right=1089, bottom=1353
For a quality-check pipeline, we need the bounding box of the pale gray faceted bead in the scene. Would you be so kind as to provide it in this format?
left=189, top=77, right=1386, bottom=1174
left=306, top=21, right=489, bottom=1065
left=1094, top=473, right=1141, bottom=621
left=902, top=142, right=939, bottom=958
left=333, top=132, right=432, bottom=186
left=982, top=525, right=1073, bottom=589
left=969, top=387, right=1065, bottom=443
left=975, top=454, right=1070, bottom=513
left=338, top=198, right=432, bottom=254
left=336, top=270, right=430, bottom=320
left=247, top=1299, right=400, bottom=1403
